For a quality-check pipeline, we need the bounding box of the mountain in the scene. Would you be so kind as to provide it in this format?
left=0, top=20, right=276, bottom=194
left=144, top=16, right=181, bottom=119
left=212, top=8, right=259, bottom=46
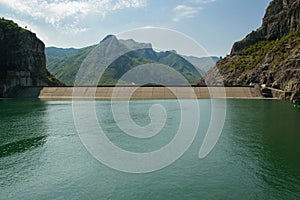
left=46, top=35, right=210, bottom=86
left=98, top=48, right=201, bottom=85
left=200, top=0, right=300, bottom=103
left=46, top=47, right=79, bottom=64
left=0, top=18, right=61, bottom=97
left=182, top=55, right=219, bottom=73
left=231, top=0, right=300, bottom=55
left=46, top=45, right=95, bottom=85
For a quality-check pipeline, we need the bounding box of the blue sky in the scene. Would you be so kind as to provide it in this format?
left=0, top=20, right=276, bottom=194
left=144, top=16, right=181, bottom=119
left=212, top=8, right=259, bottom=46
left=0, top=0, right=270, bottom=56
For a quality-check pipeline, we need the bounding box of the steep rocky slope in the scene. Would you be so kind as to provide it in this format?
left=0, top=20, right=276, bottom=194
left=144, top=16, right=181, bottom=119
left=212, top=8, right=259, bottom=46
left=231, top=0, right=300, bottom=54
left=0, top=18, right=60, bottom=97
left=200, top=0, right=300, bottom=103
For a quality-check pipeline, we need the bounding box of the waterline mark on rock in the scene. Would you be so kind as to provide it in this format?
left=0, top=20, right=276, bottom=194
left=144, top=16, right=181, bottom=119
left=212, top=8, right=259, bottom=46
left=72, top=27, right=227, bottom=173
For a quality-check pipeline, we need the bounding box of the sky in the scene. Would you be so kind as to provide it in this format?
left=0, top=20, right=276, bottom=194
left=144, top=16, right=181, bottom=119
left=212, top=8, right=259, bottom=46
left=0, top=0, right=271, bottom=57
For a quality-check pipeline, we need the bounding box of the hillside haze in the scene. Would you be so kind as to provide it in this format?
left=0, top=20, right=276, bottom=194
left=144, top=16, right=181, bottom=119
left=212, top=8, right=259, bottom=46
left=46, top=35, right=218, bottom=86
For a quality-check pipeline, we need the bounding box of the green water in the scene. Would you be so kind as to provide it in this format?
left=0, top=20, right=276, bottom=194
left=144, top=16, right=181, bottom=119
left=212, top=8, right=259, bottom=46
left=0, top=99, right=299, bottom=199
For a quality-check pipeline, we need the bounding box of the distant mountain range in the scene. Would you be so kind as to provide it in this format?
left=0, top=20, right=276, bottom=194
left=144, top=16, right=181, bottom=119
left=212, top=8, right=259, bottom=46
left=46, top=35, right=218, bottom=86
left=46, top=47, right=80, bottom=63
left=181, top=55, right=219, bottom=74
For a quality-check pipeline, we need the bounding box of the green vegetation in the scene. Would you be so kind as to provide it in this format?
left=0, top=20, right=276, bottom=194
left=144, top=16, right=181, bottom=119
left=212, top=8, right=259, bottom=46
left=46, top=47, right=79, bottom=64
left=46, top=38, right=202, bottom=86
left=47, top=46, right=95, bottom=85
left=98, top=49, right=201, bottom=85
left=0, top=18, right=32, bottom=34
left=223, top=29, right=300, bottom=72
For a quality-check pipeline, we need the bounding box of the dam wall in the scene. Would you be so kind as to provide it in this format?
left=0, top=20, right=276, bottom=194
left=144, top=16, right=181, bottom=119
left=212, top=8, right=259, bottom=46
left=13, top=86, right=263, bottom=99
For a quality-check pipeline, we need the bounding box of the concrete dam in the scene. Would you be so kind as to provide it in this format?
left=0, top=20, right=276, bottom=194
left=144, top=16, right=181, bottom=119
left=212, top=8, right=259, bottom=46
left=13, top=86, right=263, bottom=99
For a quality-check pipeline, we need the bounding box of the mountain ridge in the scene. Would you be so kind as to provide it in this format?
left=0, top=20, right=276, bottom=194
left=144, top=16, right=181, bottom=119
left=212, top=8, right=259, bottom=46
left=47, top=35, right=218, bottom=86
left=46, top=47, right=79, bottom=64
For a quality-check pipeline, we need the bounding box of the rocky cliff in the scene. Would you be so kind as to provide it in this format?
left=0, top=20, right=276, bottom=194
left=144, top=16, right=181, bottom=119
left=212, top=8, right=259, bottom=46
left=200, top=0, right=300, bottom=103
left=231, top=0, right=300, bottom=54
left=0, top=18, right=60, bottom=97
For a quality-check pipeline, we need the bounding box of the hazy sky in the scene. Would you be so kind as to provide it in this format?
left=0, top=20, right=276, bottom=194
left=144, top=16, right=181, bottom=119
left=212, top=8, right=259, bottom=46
left=0, top=0, right=270, bottom=56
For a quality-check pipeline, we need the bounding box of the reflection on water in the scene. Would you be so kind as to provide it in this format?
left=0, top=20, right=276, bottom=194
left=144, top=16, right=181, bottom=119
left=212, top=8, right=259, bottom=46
left=0, top=100, right=48, bottom=146
left=0, top=135, right=47, bottom=158
left=0, top=99, right=299, bottom=199
left=0, top=100, right=48, bottom=187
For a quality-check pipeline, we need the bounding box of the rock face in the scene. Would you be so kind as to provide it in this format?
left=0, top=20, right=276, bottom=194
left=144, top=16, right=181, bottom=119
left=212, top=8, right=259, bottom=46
left=200, top=0, right=300, bottom=103
left=231, top=0, right=300, bottom=55
left=0, top=18, right=60, bottom=97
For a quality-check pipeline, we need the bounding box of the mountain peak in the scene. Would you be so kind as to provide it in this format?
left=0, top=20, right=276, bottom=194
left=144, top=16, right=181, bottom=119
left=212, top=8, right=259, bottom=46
left=119, top=38, right=152, bottom=50
left=100, top=34, right=118, bottom=43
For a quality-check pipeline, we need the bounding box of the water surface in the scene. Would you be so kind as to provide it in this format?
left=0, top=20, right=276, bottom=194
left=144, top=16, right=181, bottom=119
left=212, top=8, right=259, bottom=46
left=0, top=99, right=299, bottom=199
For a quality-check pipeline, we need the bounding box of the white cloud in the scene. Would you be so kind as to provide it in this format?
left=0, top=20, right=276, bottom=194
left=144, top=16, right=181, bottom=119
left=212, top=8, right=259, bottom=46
left=173, top=5, right=202, bottom=22
left=172, top=0, right=216, bottom=22
left=0, top=0, right=146, bottom=26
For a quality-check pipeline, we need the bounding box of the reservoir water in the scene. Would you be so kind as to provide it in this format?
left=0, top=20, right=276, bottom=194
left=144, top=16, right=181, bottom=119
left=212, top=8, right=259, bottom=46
left=0, top=99, right=300, bottom=199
